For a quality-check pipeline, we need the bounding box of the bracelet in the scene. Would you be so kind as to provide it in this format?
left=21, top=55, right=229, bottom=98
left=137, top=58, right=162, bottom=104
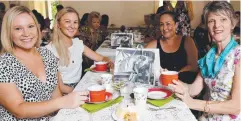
left=204, top=101, right=210, bottom=113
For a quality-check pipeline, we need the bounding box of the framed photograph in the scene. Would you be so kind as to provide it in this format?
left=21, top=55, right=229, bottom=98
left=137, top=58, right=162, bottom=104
left=111, top=33, right=133, bottom=49
left=114, top=47, right=160, bottom=85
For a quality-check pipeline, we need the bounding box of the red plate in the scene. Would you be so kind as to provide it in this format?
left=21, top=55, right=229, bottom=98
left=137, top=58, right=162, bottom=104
left=148, top=88, right=173, bottom=100
left=91, top=67, right=109, bottom=73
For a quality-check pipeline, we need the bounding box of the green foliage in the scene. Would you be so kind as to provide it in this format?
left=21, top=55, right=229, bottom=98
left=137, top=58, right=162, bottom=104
left=51, top=1, right=58, bottom=21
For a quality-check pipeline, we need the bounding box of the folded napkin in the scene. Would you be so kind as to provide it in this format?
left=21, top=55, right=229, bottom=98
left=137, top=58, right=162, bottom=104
left=81, top=97, right=123, bottom=113
left=147, top=96, right=174, bottom=107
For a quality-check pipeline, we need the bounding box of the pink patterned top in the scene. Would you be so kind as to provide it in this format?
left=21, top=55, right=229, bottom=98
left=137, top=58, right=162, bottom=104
left=203, top=45, right=240, bottom=121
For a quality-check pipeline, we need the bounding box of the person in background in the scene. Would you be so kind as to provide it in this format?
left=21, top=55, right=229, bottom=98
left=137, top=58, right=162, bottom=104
left=0, top=2, right=5, bottom=39
left=233, top=11, right=240, bottom=44
left=0, top=6, right=88, bottom=120
left=10, top=3, right=16, bottom=8
left=46, top=7, right=112, bottom=94
left=56, top=4, right=64, bottom=13
left=75, top=13, right=89, bottom=37
left=32, top=9, right=49, bottom=46
left=145, top=11, right=198, bottom=84
left=78, top=11, right=102, bottom=77
left=169, top=1, right=240, bottom=121
left=80, top=13, right=89, bottom=26
left=175, top=1, right=191, bottom=36
left=194, top=14, right=212, bottom=59
left=156, top=1, right=173, bottom=14
left=100, top=14, right=109, bottom=39
left=235, top=11, right=240, bottom=28
left=79, top=11, right=102, bottom=51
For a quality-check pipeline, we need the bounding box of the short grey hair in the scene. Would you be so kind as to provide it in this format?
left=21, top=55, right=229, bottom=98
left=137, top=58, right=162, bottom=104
left=203, top=1, right=237, bottom=27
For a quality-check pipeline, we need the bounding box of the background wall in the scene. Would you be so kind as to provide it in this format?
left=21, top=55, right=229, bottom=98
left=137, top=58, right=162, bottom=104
left=231, top=1, right=240, bottom=11
left=60, top=1, right=155, bottom=27
left=1, top=1, right=240, bottom=29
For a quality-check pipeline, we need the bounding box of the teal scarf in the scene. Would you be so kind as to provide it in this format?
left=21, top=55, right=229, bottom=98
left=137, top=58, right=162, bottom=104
left=198, top=37, right=238, bottom=78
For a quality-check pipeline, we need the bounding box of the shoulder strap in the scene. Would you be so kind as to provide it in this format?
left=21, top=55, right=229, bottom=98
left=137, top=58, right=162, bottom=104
left=156, top=38, right=161, bottom=49
left=180, top=36, right=186, bottom=47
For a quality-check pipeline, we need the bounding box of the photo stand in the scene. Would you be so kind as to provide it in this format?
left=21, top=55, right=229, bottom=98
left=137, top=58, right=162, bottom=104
left=111, top=33, right=134, bottom=49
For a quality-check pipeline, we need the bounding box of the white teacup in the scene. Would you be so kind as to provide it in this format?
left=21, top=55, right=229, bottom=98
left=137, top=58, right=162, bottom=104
left=100, top=74, right=113, bottom=91
left=133, top=87, right=148, bottom=109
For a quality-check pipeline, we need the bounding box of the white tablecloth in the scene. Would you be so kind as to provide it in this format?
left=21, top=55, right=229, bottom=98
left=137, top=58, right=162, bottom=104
left=52, top=72, right=197, bottom=121
left=96, top=40, right=116, bottom=61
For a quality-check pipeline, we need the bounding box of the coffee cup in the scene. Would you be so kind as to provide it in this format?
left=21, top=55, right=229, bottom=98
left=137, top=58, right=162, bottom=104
left=100, top=73, right=113, bottom=92
left=95, top=61, right=108, bottom=71
left=160, top=71, right=178, bottom=86
left=133, top=87, right=148, bottom=109
left=88, top=85, right=111, bottom=102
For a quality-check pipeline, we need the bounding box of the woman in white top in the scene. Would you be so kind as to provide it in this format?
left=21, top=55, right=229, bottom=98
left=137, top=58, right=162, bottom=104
left=0, top=6, right=87, bottom=120
left=46, top=7, right=112, bottom=94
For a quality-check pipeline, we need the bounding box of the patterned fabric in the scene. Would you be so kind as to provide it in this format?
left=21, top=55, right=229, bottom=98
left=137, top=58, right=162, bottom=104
left=143, top=25, right=159, bottom=39
left=199, top=38, right=238, bottom=78
left=78, top=26, right=102, bottom=70
left=0, top=47, right=59, bottom=121
left=202, top=45, right=240, bottom=121
left=78, top=26, right=102, bottom=51
left=176, top=9, right=191, bottom=36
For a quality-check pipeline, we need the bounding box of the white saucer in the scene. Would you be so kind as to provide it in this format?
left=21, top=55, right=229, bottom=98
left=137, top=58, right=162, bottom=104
left=148, top=91, right=167, bottom=100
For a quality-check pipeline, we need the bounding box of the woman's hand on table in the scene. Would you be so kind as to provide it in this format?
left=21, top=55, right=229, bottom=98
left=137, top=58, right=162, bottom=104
left=60, top=91, right=89, bottom=109
left=102, top=56, right=114, bottom=69
left=168, top=80, right=193, bottom=105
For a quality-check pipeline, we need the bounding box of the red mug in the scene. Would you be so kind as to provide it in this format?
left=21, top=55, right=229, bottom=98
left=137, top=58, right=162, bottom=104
left=160, top=71, right=178, bottom=86
left=95, top=61, right=108, bottom=72
left=88, top=85, right=111, bottom=102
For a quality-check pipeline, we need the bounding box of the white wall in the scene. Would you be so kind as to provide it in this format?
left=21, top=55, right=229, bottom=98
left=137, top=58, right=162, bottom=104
left=60, top=1, right=155, bottom=27
left=2, top=1, right=239, bottom=29
left=60, top=1, right=209, bottom=28
left=190, top=1, right=209, bottom=29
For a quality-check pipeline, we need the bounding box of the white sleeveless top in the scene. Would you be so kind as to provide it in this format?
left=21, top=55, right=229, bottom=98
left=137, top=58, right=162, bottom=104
left=46, top=38, right=85, bottom=84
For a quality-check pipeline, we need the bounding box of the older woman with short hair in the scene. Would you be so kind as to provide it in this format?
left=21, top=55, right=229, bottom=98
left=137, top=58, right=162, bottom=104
left=169, top=1, right=240, bottom=120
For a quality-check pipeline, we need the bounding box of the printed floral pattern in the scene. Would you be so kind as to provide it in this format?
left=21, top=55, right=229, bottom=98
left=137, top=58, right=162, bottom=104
left=203, top=46, right=240, bottom=121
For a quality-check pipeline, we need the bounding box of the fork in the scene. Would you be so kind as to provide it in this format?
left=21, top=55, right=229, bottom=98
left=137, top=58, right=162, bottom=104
left=148, top=106, right=176, bottom=111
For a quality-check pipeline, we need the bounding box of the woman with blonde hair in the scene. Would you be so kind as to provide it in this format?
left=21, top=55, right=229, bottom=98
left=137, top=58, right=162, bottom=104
left=46, top=7, right=111, bottom=93
left=78, top=11, right=103, bottom=76
left=0, top=6, right=88, bottom=120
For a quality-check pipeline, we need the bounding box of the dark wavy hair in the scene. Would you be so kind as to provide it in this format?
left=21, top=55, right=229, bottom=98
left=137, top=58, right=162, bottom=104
left=100, top=14, right=109, bottom=27
left=159, top=11, right=178, bottom=23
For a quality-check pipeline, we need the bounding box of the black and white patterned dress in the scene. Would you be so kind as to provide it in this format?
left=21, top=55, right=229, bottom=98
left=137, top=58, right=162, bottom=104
left=0, top=47, right=59, bottom=121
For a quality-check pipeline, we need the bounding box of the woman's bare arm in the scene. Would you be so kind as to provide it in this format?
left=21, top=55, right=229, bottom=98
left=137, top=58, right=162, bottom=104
left=0, top=83, right=63, bottom=118
left=180, top=37, right=198, bottom=72
left=144, top=40, right=157, bottom=48
left=189, top=63, right=240, bottom=115
left=56, top=72, right=73, bottom=94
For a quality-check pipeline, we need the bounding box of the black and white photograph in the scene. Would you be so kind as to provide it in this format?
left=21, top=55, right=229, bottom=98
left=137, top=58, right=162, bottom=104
left=114, top=47, right=160, bottom=85
left=111, top=33, right=133, bottom=48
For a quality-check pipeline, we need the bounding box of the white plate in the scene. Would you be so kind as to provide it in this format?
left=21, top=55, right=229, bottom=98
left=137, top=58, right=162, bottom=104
left=148, top=91, right=167, bottom=100
left=112, top=111, right=118, bottom=120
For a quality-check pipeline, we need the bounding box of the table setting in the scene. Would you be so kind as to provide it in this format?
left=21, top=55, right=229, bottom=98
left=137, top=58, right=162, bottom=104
left=51, top=36, right=197, bottom=121
left=51, top=69, right=197, bottom=121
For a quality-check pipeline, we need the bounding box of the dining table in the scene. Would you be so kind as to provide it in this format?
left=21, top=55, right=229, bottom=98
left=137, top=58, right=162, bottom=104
left=51, top=70, right=197, bottom=121
left=51, top=35, right=198, bottom=121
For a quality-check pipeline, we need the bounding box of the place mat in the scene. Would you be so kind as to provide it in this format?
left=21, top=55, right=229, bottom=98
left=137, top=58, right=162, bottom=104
left=147, top=96, right=174, bottom=107
left=81, top=97, right=123, bottom=113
